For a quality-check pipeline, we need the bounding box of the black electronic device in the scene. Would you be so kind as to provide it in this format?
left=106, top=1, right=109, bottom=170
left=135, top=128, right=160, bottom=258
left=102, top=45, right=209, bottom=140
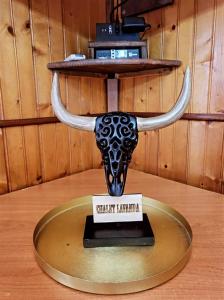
left=93, top=2, right=150, bottom=59
left=122, top=16, right=150, bottom=33
left=96, top=23, right=140, bottom=42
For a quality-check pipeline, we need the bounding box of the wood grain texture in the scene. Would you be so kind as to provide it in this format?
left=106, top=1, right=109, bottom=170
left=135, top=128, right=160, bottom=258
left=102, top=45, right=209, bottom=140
left=1, top=0, right=224, bottom=195
left=172, top=0, right=194, bottom=184
left=120, top=0, right=224, bottom=193
left=144, top=8, right=162, bottom=176
left=12, top=0, right=42, bottom=188
left=132, top=77, right=147, bottom=171
left=158, top=0, right=178, bottom=180
left=47, top=58, right=181, bottom=76
left=0, top=169, right=223, bottom=299
left=0, top=0, right=105, bottom=194
left=0, top=129, right=8, bottom=193
left=0, top=0, right=28, bottom=191
left=0, top=80, right=8, bottom=193
left=90, top=78, right=106, bottom=169
left=49, top=0, right=70, bottom=181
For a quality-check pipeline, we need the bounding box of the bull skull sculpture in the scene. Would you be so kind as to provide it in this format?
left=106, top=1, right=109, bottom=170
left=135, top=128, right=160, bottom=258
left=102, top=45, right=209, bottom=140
left=51, top=67, right=191, bottom=196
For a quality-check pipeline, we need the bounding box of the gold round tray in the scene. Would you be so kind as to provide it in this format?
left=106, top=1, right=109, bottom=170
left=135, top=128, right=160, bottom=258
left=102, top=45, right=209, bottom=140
left=33, top=195, right=192, bottom=294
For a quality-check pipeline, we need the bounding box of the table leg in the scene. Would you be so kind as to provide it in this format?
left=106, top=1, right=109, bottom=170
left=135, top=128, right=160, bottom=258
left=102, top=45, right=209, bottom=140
left=106, top=78, right=119, bottom=112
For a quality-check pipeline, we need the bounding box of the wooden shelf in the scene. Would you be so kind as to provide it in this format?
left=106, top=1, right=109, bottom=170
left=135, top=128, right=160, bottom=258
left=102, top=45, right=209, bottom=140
left=48, top=58, right=181, bottom=112
left=47, top=58, right=181, bottom=78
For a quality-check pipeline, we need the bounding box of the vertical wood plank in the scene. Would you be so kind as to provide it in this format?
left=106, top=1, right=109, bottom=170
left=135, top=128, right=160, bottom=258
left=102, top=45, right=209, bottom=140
left=62, top=0, right=82, bottom=174
left=76, top=0, right=89, bottom=57
left=187, top=121, right=206, bottom=188
left=12, top=0, right=42, bottom=187
left=144, top=8, right=163, bottom=175
left=187, top=0, right=215, bottom=187
left=88, top=0, right=106, bottom=169
left=145, top=129, right=159, bottom=175
left=90, top=78, right=106, bottom=168
left=119, top=78, right=134, bottom=112
left=132, top=77, right=148, bottom=171
left=205, top=0, right=224, bottom=192
left=0, top=78, right=8, bottom=194
left=209, top=0, right=224, bottom=114
left=158, top=0, right=179, bottom=180
left=192, top=0, right=215, bottom=114
left=66, top=77, right=83, bottom=173
left=204, top=122, right=224, bottom=192
left=79, top=77, right=93, bottom=170
left=30, top=0, right=57, bottom=182
left=0, top=128, right=8, bottom=194
left=119, top=77, right=136, bottom=169
left=147, top=9, right=163, bottom=59
left=89, top=0, right=106, bottom=41
left=0, top=0, right=27, bottom=191
left=173, top=0, right=195, bottom=183
left=31, top=0, right=51, bottom=118
left=48, top=0, right=70, bottom=178
left=78, top=0, right=101, bottom=171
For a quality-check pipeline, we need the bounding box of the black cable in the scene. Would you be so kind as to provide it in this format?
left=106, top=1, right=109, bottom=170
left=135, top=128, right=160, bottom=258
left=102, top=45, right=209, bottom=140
left=115, top=0, right=120, bottom=33
left=110, top=0, right=129, bottom=23
left=116, top=0, right=119, bottom=18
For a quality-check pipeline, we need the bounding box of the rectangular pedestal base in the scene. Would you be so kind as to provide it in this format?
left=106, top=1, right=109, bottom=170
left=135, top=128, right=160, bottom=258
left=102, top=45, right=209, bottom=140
left=83, top=213, right=155, bottom=248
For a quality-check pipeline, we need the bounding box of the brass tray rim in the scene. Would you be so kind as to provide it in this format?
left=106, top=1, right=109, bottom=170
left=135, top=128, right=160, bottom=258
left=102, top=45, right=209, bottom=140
left=33, top=195, right=193, bottom=294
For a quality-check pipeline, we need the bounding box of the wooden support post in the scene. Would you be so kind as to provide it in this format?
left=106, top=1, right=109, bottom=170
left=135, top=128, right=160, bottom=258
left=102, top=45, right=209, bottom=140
left=106, top=78, right=119, bottom=112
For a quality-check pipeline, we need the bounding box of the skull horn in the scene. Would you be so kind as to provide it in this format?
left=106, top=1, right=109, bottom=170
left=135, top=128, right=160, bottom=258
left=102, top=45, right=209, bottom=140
left=137, top=66, right=191, bottom=131
left=51, top=72, right=96, bottom=131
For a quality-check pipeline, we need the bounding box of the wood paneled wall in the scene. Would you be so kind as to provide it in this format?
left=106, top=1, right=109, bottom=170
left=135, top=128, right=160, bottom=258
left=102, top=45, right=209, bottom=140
left=0, top=0, right=106, bottom=194
left=1, top=0, right=224, bottom=195
left=120, top=0, right=224, bottom=193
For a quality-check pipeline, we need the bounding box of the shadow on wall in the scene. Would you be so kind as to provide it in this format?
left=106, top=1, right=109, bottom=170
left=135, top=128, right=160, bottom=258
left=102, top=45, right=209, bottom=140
left=12, top=0, right=224, bottom=40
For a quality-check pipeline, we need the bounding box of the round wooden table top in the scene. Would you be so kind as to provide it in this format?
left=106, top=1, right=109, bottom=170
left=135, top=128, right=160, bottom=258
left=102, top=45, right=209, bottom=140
left=0, top=169, right=223, bottom=299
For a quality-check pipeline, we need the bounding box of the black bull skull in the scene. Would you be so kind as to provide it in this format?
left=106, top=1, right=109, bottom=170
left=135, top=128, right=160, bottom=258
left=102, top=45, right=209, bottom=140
left=95, top=112, right=138, bottom=196
left=51, top=68, right=191, bottom=197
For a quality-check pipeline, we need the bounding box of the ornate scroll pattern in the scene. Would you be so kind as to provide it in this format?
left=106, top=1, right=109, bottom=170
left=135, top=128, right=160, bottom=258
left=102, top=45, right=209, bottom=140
left=95, top=112, right=138, bottom=196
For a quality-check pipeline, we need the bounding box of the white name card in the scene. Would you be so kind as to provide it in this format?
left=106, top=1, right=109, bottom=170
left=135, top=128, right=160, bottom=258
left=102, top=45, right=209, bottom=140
left=92, top=194, right=143, bottom=223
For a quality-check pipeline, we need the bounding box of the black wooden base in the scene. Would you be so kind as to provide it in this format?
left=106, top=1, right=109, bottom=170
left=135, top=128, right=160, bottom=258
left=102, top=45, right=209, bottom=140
left=83, top=214, right=155, bottom=248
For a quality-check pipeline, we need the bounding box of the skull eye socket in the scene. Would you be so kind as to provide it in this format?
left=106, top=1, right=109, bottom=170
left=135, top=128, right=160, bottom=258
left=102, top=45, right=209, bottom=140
left=112, top=142, right=119, bottom=149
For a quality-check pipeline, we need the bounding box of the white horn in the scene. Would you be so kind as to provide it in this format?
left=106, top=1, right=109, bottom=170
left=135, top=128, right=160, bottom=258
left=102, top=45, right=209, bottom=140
left=137, top=66, right=191, bottom=131
left=51, top=72, right=96, bottom=131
